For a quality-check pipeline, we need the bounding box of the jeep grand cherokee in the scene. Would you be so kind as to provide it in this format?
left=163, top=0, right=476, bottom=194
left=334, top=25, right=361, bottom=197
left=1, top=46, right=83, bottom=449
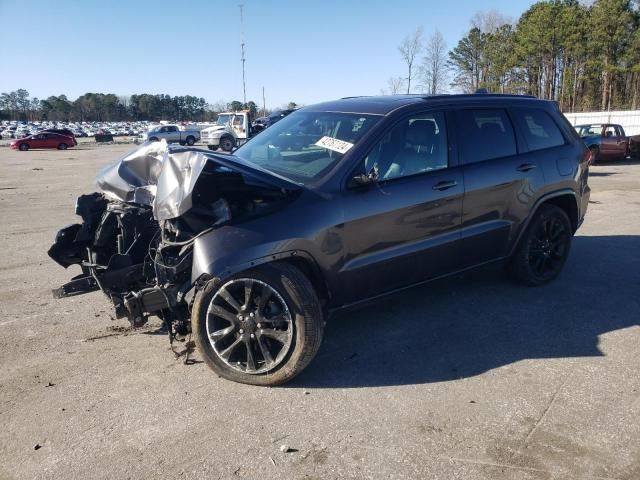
left=49, top=94, right=590, bottom=385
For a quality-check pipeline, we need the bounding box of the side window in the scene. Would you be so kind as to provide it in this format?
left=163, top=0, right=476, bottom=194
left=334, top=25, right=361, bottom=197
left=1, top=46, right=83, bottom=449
left=363, top=112, right=448, bottom=181
left=456, top=109, right=517, bottom=164
left=511, top=108, right=565, bottom=151
left=604, top=125, right=618, bottom=138
left=168, top=126, right=177, bottom=132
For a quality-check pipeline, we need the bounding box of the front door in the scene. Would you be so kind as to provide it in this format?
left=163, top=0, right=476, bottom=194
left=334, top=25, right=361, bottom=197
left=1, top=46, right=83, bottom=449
left=599, top=125, right=627, bottom=159
left=339, top=111, right=464, bottom=304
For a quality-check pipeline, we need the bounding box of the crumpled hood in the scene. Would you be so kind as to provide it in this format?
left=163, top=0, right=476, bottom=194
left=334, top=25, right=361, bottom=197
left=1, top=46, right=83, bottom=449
left=96, top=140, right=208, bottom=221
left=95, top=141, right=299, bottom=222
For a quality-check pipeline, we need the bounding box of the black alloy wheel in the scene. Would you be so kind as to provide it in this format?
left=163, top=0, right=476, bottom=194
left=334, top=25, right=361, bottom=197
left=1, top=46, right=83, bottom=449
left=192, top=262, right=324, bottom=385
left=508, top=204, right=572, bottom=286
left=207, top=277, right=294, bottom=374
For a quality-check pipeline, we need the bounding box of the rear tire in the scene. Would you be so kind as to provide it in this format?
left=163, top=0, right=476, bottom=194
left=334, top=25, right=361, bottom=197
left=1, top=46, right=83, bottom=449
left=192, top=262, right=324, bottom=386
left=507, top=204, right=572, bottom=286
left=19, top=143, right=29, bottom=151
left=57, top=143, right=68, bottom=150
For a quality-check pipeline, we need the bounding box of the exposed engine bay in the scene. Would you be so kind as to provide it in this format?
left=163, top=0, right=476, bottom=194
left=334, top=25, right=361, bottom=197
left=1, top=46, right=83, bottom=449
left=48, top=141, right=296, bottom=340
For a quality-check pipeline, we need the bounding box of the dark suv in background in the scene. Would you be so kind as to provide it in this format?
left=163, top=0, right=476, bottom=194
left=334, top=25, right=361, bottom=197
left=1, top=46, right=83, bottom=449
left=253, top=108, right=296, bottom=131
left=49, top=94, right=590, bottom=385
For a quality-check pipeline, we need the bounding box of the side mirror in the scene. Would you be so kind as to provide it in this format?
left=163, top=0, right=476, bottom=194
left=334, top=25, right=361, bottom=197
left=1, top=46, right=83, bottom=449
left=348, top=166, right=379, bottom=189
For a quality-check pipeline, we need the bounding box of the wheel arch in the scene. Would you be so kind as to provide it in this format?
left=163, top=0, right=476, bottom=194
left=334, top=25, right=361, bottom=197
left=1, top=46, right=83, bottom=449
left=191, top=241, right=331, bottom=308
left=509, top=190, right=580, bottom=256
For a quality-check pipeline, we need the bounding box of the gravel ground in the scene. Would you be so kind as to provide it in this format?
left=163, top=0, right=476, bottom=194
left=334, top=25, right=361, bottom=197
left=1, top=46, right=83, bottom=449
left=0, top=145, right=638, bottom=480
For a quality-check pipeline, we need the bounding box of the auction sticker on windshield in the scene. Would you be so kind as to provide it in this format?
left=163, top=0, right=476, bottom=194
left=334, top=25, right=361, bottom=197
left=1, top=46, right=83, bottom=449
left=315, top=136, right=354, bottom=154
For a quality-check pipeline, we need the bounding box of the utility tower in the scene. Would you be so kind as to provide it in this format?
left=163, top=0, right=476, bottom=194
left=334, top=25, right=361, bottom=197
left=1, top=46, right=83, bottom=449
left=239, top=4, right=247, bottom=105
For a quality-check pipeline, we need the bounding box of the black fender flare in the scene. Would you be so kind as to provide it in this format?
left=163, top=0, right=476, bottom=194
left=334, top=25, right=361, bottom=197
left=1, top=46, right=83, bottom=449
left=190, top=248, right=330, bottom=303
left=508, top=189, right=579, bottom=257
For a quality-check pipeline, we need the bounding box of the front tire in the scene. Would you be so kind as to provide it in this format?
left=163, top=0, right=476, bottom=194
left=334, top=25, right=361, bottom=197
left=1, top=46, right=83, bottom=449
left=57, top=143, right=68, bottom=150
left=185, top=136, right=195, bottom=146
left=19, top=143, right=29, bottom=151
left=507, top=205, right=572, bottom=286
left=219, top=135, right=235, bottom=152
left=192, top=263, right=324, bottom=386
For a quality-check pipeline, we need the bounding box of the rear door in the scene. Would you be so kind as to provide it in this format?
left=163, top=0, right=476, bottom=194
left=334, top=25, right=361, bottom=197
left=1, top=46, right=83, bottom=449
left=44, top=133, right=63, bottom=148
left=455, top=107, right=546, bottom=267
left=340, top=110, right=464, bottom=303
left=30, top=134, right=46, bottom=148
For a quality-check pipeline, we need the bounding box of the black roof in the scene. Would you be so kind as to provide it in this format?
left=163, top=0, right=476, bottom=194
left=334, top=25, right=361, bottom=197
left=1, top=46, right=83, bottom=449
left=305, top=94, right=541, bottom=116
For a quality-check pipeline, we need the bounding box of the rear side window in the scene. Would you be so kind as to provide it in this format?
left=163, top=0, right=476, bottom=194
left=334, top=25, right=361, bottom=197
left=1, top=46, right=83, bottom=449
left=512, top=108, right=565, bottom=151
left=456, top=109, right=517, bottom=164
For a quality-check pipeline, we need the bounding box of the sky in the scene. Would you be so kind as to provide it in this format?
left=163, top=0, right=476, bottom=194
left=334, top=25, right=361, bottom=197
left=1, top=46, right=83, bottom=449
left=0, top=0, right=535, bottom=109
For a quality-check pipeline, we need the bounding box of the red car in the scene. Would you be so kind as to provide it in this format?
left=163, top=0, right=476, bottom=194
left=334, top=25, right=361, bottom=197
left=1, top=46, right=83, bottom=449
left=10, top=132, right=77, bottom=151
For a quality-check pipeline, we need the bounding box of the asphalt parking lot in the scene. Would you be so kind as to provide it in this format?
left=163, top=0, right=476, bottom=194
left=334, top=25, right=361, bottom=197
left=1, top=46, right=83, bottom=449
left=0, top=144, right=638, bottom=480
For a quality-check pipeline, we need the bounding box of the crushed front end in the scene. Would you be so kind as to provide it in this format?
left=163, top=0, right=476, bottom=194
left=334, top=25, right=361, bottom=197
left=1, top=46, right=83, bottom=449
left=48, top=141, right=294, bottom=338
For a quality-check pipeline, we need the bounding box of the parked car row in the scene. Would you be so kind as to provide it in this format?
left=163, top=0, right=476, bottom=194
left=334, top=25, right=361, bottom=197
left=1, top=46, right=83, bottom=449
left=0, top=120, right=154, bottom=140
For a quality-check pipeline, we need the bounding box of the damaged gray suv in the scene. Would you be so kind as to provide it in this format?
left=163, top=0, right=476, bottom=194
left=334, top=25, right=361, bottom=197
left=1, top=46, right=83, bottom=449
left=49, top=94, right=591, bottom=385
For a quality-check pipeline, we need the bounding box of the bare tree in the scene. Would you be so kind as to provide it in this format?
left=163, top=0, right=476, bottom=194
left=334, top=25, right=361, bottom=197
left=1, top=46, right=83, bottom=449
left=398, top=27, right=424, bottom=93
left=381, top=76, right=406, bottom=95
left=420, top=30, right=448, bottom=94
left=471, top=9, right=512, bottom=33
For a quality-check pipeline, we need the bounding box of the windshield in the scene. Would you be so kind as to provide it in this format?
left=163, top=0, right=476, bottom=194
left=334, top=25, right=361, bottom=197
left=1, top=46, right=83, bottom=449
left=233, top=110, right=380, bottom=184
left=576, top=125, right=602, bottom=136
left=216, top=114, right=232, bottom=126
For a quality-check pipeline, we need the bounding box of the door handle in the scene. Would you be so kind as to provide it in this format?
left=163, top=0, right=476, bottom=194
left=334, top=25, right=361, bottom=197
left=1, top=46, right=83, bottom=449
left=516, top=163, right=536, bottom=172
left=432, top=180, right=458, bottom=191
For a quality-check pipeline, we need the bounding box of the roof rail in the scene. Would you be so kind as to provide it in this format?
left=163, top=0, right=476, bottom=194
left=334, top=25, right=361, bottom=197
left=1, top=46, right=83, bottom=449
left=421, top=93, right=537, bottom=100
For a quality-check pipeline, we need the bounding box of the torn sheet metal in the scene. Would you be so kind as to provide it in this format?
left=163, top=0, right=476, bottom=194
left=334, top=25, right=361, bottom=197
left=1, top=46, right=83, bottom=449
left=154, top=149, right=208, bottom=221
left=95, top=141, right=208, bottom=221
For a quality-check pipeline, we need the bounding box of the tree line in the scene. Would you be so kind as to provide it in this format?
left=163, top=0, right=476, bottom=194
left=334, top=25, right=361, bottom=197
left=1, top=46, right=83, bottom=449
left=392, top=0, right=639, bottom=112
left=0, top=91, right=297, bottom=122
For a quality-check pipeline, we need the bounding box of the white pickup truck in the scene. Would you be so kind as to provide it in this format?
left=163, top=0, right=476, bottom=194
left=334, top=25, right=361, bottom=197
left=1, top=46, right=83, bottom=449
left=140, top=124, right=200, bottom=145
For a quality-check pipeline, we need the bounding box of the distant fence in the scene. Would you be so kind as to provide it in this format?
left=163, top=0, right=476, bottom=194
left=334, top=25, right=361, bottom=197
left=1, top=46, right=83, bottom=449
left=562, top=110, right=640, bottom=136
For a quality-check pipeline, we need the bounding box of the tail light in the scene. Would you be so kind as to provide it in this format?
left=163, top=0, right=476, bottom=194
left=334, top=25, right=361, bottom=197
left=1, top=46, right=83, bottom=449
left=585, top=149, right=592, bottom=166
